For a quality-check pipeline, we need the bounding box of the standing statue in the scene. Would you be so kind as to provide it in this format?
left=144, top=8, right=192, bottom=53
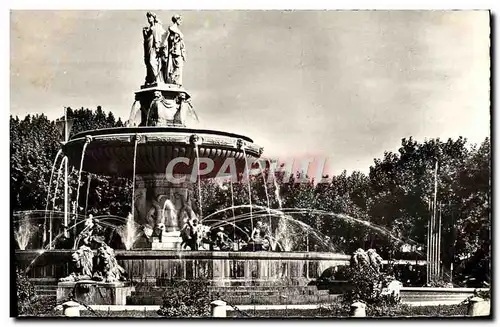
left=180, top=216, right=199, bottom=250
left=249, top=221, right=271, bottom=251
left=165, top=15, right=186, bottom=85
left=143, top=11, right=167, bottom=85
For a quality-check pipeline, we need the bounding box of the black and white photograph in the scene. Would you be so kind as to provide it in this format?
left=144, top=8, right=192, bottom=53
left=8, top=6, right=492, bottom=319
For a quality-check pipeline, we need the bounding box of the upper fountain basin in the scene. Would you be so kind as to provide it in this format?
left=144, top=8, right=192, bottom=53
left=63, top=127, right=263, bottom=177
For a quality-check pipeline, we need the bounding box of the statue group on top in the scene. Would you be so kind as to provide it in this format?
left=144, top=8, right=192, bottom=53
left=143, top=12, right=186, bottom=86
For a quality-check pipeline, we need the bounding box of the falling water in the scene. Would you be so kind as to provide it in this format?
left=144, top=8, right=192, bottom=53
left=43, top=149, right=62, bottom=242
left=84, top=173, right=92, bottom=216
left=194, top=143, right=203, bottom=217
left=48, top=156, right=67, bottom=249
left=271, top=170, right=283, bottom=210
left=275, top=213, right=294, bottom=251
left=229, top=177, right=236, bottom=244
left=14, top=216, right=38, bottom=250
left=75, top=138, right=92, bottom=217
left=131, top=135, right=139, bottom=218
left=127, top=100, right=141, bottom=127
left=241, top=145, right=253, bottom=232
left=161, top=197, right=177, bottom=228
left=259, top=161, right=272, bottom=227
left=52, top=157, right=66, bottom=208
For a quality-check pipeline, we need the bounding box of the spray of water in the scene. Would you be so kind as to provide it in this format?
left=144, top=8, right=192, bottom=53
left=52, top=157, right=67, bottom=209
left=131, top=135, right=139, bottom=219
left=75, top=137, right=92, bottom=217
left=271, top=171, right=283, bottom=210
left=207, top=210, right=336, bottom=252
left=275, top=214, right=294, bottom=251
left=14, top=216, right=38, bottom=250
left=193, top=142, right=203, bottom=217
left=258, top=161, right=272, bottom=227
left=241, top=145, right=253, bottom=232
left=113, top=214, right=142, bottom=250
left=23, top=218, right=88, bottom=273
left=127, top=100, right=141, bottom=127
left=203, top=205, right=426, bottom=254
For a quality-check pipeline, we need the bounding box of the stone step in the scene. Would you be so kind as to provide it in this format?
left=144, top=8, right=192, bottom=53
left=130, top=287, right=330, bottom=299
left=127, top=289, right=338, bottom=306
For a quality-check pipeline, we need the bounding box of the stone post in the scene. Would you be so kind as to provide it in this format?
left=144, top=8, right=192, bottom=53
left=62, top=300, right=81, bottom=317
left=468, top=297, right=490, bottom=317
left=210, top=300, right=227, bottom=317
left=350, top=301, right=366, bottom=317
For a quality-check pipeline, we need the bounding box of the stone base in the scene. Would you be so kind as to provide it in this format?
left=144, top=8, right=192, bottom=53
left=57, top=281, right=135, bottom=306
left=151, top=231, right=182, bottom=250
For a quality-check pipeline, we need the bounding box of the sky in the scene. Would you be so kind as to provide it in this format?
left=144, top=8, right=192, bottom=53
left=10, top=10, right=491, bottom=175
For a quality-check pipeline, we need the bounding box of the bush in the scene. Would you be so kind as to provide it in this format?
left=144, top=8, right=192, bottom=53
left=157, top=280, right=219, bottom=318
left=15, top=269, right=56, bottom=317
left=335, top=262, right=407, bottom=317
left=342, top=266, right=398, bottom=305
left=16, top=269, right=37, bottom=316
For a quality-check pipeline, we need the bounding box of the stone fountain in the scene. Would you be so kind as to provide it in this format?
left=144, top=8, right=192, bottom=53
left=63, top=12, right=262, bottom=250
left=15, top=13, right=352, bottom=307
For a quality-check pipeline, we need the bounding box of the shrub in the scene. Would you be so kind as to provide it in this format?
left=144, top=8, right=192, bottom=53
left=15, top=269, right=56, bottom=317
left=157, top=280, right=219, bottom=318
left=16, top=268, right=37, bottom=316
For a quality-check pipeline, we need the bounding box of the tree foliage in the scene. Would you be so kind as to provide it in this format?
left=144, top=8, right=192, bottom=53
left=10, top=107, right=130, bottom=218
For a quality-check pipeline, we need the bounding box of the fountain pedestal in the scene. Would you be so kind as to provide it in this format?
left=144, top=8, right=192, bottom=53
left=152, top=231, right=182, bottom=250
left=57, top=281, right=135, bottom=306
left=134, top=83, right=191, bottom=127
left=134, top=173, right=196, bottom=249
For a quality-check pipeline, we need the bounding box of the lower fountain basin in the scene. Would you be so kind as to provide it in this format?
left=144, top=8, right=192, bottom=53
left=63, top=127, right=263, bottom=177
left=16, top=249, right=350, bottom=287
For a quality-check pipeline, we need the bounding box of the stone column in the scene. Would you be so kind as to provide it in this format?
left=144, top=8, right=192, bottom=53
left=134, top=173, right=196, bottom=250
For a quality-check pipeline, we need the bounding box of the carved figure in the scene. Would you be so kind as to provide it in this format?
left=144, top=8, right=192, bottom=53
left=143, top=12, right=167, bottom=85
left=214, top=227, right=231, bottom=250
left=351, top=248, right=371, bottom=269
left=93, top=244, right=127, bottom=283
left=180, top=217, right=200, bottom=250
left=148, top=91, right=178, bottom=126
left=367, top=248, right=384, bottom=273
left=59, top=245, right=94, bottom=282
left=351, top=248, right=385, bottom=273
left=165, top=15, right=186, bottom=85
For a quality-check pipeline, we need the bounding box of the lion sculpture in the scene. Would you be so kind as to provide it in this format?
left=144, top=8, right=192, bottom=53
left=93, top=244, right=127, bottom=283
left=350, top=248, right=384, bottom=273
left=59, top=245, right=94, bottom=282
left=366, top=248, right=384, bottom=273
left=351, top=248, right=370, bottom=269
